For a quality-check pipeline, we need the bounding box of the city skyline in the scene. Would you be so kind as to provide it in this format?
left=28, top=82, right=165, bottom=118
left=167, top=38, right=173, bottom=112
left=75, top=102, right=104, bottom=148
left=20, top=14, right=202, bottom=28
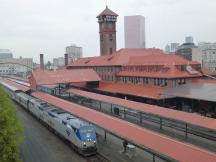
left=0, top=0, right=216, bottom=63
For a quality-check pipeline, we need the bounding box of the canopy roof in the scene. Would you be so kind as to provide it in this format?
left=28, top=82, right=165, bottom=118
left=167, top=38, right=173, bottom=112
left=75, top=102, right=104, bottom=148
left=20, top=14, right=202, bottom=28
left=162, top=83, right=216, bottom=102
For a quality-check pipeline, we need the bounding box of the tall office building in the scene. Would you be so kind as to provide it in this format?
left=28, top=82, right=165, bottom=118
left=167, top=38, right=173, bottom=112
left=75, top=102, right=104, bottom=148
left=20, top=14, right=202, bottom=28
left=53, top=57, right=65, bottom=68
left=97, top=6, right=118, bottom=56
left=124, top=15, right=146, bottom=48
left=66, top=44, right=83, bottom=63
left=185, top=36, right=194, bottom=43
left=170, top=43, right=179, bottom=52
left=164, top=43, right=179, bottom=53
left=165, top=44, right=171, bottom=53
left=175, top=43, right=197, bottom=61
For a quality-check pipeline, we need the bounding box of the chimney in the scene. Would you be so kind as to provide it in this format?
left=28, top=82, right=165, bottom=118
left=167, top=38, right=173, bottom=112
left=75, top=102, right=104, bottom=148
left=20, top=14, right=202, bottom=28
left=65, top=53, right=69, bottom=66
left=40, top=54, right=44, bottom=70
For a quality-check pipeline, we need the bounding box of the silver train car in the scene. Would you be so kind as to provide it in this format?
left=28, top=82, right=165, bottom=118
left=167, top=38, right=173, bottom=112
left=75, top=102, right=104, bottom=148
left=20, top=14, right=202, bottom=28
left=13, top=92, right=97, bottom=156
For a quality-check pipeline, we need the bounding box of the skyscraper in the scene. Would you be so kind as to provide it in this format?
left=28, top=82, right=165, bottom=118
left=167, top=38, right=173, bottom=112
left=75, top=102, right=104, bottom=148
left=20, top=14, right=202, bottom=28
left=185, top=36, right=194, bottom=43
left=165, top=44, right=171, bottom=53
left=124, top=15, right=146, bottom=48
left=97, top=6, right=118, bottom=56
left=170, top=43, right=179, bottom=52
left=66, top=44, right=83, bottom=63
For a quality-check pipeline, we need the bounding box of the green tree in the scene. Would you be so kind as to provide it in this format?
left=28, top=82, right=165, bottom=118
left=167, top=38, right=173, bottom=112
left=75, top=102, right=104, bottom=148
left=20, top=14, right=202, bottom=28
left=45, top=61, right=52, bottom=70
left=0, top=87, right=24, bottom=162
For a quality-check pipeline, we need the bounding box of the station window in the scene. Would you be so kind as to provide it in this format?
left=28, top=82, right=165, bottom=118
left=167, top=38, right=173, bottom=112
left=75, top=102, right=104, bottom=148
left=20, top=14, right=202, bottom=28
left=139, top=66, right=143, bottom=71
left=109, top=34, right=113, bottom=41
left=133, top=66, right=136, bottom=72
left=154, top=65, right=158, bottom=72
left=146, top=66, right=150, bottom=72
left=181, top=65, right=186, bottom=71
left=110, top=48, right=113, bottom=54
left=62, top=121, right=67, bottom=125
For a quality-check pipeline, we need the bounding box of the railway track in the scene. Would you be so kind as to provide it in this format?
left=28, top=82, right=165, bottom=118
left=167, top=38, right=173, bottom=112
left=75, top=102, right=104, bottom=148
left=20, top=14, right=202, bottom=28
left=86, top=152, right=110, bottom=162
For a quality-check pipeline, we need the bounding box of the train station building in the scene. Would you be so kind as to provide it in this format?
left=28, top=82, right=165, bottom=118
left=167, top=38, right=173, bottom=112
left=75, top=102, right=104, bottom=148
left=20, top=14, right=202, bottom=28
left=65, top=48, right=216, bottom=116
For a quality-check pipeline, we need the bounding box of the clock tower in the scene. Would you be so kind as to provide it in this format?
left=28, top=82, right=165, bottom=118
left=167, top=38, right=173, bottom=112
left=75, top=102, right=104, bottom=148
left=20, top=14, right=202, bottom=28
left=97, top=6, right=118, bottom=56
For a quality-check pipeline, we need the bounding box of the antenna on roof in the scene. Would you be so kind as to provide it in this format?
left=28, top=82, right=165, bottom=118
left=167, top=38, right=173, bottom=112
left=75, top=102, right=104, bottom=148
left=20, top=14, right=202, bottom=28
left=105, top=0, right=111, bottom=8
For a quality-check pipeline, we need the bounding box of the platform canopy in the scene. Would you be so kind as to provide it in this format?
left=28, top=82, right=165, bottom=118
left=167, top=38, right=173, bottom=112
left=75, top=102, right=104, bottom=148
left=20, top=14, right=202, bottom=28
left=162, top=83, right=216, bottom=102
left=32, top=91, right=216, bottom=162
left=0, top=77, right=30, bottom=92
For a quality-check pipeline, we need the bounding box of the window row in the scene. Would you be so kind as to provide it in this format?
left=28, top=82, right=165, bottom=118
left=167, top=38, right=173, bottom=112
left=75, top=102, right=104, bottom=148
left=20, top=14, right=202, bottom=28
left=117, top=76, right=187, bottom=87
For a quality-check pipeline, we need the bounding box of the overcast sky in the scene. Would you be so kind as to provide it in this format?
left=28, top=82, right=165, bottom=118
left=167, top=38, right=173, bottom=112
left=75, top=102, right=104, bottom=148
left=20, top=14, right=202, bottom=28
left=0, top=0, right=216, bottom=63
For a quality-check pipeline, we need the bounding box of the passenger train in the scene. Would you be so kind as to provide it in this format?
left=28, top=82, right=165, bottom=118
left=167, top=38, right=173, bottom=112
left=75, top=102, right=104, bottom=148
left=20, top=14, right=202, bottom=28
left=0, top=81, right=97, bottom=156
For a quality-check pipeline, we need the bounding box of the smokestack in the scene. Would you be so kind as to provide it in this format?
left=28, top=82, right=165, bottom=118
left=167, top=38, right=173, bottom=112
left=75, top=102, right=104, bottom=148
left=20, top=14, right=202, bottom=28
left=40, top=54, right=44, bottom=70
left=65, top=53, right=69, bottom=66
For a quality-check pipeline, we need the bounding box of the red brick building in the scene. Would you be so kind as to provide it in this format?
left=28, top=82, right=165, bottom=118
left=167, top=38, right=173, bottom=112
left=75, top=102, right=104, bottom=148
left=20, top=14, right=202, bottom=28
left=97, top=6, right=118, bottom=56
left=67, top=48, right=202, bottom=88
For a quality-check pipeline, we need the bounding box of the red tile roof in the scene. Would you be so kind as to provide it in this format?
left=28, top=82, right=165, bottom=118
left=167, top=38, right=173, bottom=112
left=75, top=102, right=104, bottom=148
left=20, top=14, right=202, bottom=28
left=68, top=88, right=216, bottom=131
left=96, top=81, right=167, bottom=99
left=162, top=83, right=216, bottom=102
left=68, top=48, right=200, bottom=67
left=97, top=6, right=118, bottom=17
left=192, top=79, right=216, bottom=84
left=32, top=91, right=216, bottom=162
left=30, top=69, right=101, bottom=86
left=127, top=54, right=199, bottom=66
left=201, top=67, right=216, bottom=76
left=117, top=66, right=202, bottom=79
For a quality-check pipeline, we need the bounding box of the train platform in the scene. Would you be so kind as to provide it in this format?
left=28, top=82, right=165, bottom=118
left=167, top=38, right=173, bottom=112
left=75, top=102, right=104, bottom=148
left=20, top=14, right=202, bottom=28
left=68, top=88, right=216, bottom=131
left=32, top=91, right=216, bottom=162
left=0, top=77, right=30, bottom=92
left=64, top=88, right=216, bottom=145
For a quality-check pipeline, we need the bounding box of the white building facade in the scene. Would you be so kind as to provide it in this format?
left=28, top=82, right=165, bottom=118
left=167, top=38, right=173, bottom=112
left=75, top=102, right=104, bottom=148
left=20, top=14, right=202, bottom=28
left=0, top=49, right=13, bottom=59
left=185, top=36, right=194, bottom=43
left=0, top=58, right=33, bottom=76
left=202, top=49, right=216, bottom=72
left=66, top=44, right=83, bottom=63
left=198, top=42, right=216, bottom=50
left=124, top=15, right=146, bottom=48
left=53, top=57, right=65, bottom=68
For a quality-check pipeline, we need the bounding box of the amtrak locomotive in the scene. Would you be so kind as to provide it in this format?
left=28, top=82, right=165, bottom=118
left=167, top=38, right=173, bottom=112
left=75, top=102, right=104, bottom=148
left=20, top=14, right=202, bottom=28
left=1, top=81, right=97, bottom=156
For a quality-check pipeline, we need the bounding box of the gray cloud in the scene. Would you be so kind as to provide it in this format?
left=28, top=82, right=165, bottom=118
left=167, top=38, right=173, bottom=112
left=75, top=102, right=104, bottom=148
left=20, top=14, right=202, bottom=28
left=0, top=0, right=216, bottom=63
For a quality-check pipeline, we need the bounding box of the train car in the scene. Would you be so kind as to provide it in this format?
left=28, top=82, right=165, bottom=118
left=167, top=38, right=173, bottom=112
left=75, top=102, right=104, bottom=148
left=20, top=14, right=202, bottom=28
left=45, top=109, right=97, bottom=155
left=19, top=92, right=97, bottom=156
left=28, top=98, right=55, bottom=122
left=0, top=80, right=17, bottom=99
left=0, top=81, right=98, bottom=156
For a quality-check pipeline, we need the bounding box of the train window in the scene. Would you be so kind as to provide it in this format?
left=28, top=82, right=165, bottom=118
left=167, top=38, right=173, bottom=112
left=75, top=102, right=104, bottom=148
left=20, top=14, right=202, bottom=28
left=79, top=128, right=94, bottom=133
left=67, top=117, right=75, bottom=120
left=62, top=121, right=67, bottom=125
left=71, top=127, right=77, bottom=132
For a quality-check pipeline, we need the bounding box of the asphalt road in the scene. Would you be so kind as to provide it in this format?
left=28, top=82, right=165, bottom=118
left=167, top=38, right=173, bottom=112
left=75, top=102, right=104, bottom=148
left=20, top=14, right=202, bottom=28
left=15, top=102, right=87, bottom=162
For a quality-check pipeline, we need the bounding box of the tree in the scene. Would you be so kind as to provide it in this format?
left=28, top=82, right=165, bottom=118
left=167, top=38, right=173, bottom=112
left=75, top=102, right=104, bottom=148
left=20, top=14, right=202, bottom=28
left=0, top=87, right=24, bottom=162
left=45, top=61, right=52, bottom=70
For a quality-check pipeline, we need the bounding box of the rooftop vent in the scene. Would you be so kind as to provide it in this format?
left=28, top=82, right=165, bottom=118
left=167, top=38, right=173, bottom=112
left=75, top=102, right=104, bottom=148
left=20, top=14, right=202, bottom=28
left=85, top=60, right=91, bottom=64
left=107, top=56, right=113, bottom=61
